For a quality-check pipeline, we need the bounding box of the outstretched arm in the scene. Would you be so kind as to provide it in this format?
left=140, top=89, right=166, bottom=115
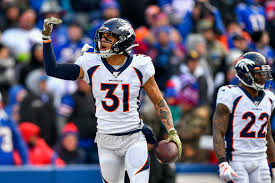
left=43, top=42, right=84, bottom=80
left=143, top=76, right=182, bottom=158
left=42, top=17, right=84, bottom=80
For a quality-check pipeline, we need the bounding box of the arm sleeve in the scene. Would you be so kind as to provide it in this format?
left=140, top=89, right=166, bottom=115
left=43, top=42, right=80, bottom=80
left=216, top=86, right=233, bottom=113
left=10, top=120, right=29, bottom=165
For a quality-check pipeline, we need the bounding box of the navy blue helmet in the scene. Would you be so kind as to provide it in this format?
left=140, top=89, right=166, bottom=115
left=235, top=52, right=272, bottom=90
left=94, top=18, right=137, bottom=58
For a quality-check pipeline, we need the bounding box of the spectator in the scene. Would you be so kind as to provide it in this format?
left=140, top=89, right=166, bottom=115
left=88, top=0, right=120, bottom=39
left=55, top=122, right=85, bottom=164
left=225, top=21, right=251, bottom=49
left=197, top=19, right=227, bottom=78
left=144, top=5, right=160, bottom=29
left=0, top=1, right=20, bottom=31
left=158, top=0, right=194, bottom=26
left=177, top=0, right=225, bottom=42
left=46, top=77, right=77, bottom=107
left=210, top=0, right=241, bottom=25
left=235, top=0, right=266, bottom=34
left=17, top=122, right=65, bottom=166
left=179, top=51, right=209, bottom=105
left=2, top=9, right=41, bottom=62
left=0, top=92, right=28, bottom=165
left=0, top=43, right=16, bottom=97
left=176, top=105, right=211, bottom=162
left=231, top=33, right=251, bottom=53
left=186, top=34, right=214, bottom=101
left=250, top=31, right=275, bottom=65
left=265, top=0, right=275, bottom=50
left=19, top=70, right=57, bottom=147
left=58, top=80, right=98, bottom=164
left=17, top=43, right=44, bottom=87
left=153, top=12, right=184, bottom=47
left=55, top=21, right=85, bottom=63
left=39, top=1, right=68, bottom=50
left=150, top=26, right=181, bottom=91
left=5, top=85, right=27, bottom=121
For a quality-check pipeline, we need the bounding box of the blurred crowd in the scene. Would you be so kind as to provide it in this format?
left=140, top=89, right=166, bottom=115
left=1, top=0, right=275, bottom=182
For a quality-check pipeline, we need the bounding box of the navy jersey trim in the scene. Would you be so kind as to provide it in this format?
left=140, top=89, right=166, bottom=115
left=269, top=98, right=273, bottom=105
left=101, top=56, right=133, bottom=77
left=226, top=96, right=243, bottom=162
left=87, top=65, right=101, bottom=87
left=238, top=86, right=265, bottom=105
left=133, top=67, right=143, bottom=86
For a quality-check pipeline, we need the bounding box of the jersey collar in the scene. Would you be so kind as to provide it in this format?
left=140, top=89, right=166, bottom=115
left=101, top=56, right=133, bottom=78
left=238, top=86, right=265, bottom=106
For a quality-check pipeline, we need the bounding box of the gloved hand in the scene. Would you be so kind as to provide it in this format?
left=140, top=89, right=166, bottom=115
left=167, top=128, right=182, bottom=159
left=219, top=162, right=238, bottom=181
left=42, top=17, right=62, bottom=40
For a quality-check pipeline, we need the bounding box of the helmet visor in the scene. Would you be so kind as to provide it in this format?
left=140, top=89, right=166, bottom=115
left=252, top=65, right=273, bottom=84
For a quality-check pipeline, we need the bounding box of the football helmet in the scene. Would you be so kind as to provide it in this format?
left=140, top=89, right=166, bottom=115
left=94, top=18, right=138, bottom=58
left=235, top=52, right=272, bottom=91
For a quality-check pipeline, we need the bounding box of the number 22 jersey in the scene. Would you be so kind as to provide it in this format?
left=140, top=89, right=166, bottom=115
left=216, top=85, right=275, bottom=161
left=75, top=53, right=155, bottom=134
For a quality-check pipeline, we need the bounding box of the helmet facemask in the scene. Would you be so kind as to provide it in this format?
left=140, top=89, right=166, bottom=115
left=236, top=64, right=273, bottom=91
left=251, top=65, right=273, bottom=90
left=94, top=30, right=119, bottom=58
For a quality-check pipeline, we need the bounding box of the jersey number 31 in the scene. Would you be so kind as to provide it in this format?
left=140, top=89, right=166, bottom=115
left=101, top=83, right=129, bottom=112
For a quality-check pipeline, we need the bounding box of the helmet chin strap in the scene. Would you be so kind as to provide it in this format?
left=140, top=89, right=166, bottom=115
left=235, top=73, right=263, bottom=91
left=100, top=44, right=140, bottom=58
left=99, top=49, right=116, bottom=58
left=81, top=41, right=140, bottom=59
left=254, top=82, right=264, bottom=91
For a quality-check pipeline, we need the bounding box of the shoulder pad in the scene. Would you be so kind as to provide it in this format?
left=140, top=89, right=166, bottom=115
left=132, top=54, right=152, bottom=66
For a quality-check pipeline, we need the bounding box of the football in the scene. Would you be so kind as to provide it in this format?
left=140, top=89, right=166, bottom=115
left=155, top=140, right=179, bottom=163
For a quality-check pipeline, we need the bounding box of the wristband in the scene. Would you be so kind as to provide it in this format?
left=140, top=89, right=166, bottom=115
left=218, top=157, right=226, bottom=164
left=42, top=34, right=51, bottom=40
left=43, top=39, right=51, bottom=43
left=168, top=128, right=176, bottom=133
left=271, top=162, right=275, bottom=168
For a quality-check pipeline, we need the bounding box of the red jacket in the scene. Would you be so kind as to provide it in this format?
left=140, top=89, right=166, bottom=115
left=15, top=122, right=65, bottom=166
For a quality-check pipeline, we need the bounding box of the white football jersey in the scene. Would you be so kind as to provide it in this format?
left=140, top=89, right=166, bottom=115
left=75, top=53, right=155, bottom=134
left=216, top=85, right=275, bottom=161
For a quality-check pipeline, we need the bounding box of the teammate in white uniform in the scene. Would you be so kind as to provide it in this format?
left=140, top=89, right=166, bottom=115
left=213, top=52, right=275, bottom=183
left=41, top=17, right=182, bottom=183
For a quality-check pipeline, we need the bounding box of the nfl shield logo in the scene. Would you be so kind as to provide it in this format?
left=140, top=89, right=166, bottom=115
left=254, top=101, right=259, bottom=106
left=113, top=72, right=119, bottom=78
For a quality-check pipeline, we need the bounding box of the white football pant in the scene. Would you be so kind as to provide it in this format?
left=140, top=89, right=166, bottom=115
left=228, top=158, right=271, bottom=183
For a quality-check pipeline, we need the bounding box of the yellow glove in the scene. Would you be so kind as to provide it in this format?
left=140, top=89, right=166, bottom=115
left=42, top=17, right=63, bottom=40
left=167, top=128, right=182, bottom=159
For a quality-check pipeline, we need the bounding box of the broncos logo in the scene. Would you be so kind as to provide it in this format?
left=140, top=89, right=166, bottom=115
left=236, top=58, right=255, bottom=69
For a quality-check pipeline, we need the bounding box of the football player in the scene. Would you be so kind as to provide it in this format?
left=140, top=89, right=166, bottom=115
left=42, top=17, right=182, bottom=183
left=213, top=52, right=275, bottom=183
